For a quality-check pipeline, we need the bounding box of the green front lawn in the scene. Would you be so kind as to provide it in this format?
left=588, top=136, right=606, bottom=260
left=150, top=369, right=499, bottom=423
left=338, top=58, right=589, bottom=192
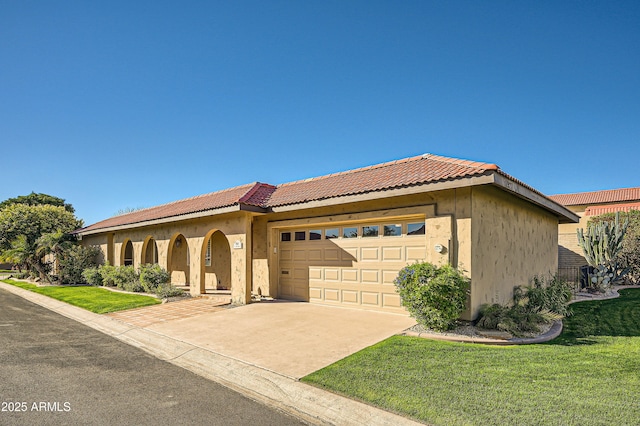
left=1, top=279, right=160, bottom=313
left=302, top=289, right=640, bottom=426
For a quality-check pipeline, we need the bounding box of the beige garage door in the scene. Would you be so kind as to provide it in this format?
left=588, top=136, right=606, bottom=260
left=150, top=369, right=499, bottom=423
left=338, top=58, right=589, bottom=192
left=278, top=220, right=426, bottom=313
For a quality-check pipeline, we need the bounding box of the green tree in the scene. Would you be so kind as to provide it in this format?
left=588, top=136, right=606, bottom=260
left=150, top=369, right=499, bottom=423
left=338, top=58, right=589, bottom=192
left=0, top=192, right=75, bottom=213
left=0, top=204, right=81, bottom=281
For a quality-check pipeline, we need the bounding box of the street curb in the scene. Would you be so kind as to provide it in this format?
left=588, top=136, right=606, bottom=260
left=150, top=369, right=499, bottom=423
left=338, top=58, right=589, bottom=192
left=0, top=282, right=422, bottom=426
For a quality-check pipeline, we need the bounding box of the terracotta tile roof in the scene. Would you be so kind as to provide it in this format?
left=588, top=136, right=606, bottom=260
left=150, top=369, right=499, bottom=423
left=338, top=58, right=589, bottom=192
left=78, top=183, right=276, bottom=233
left=265, top=153, right=500, bottom=207
left=80, top=153, right=566, bottom=233
left=585, top=202, right=640, bottom=216
left=549, top=187, right=640, bottom=206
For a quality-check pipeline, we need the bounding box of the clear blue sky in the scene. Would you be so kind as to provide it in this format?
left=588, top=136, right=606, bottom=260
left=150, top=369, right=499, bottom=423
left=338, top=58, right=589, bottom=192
left=2, top=1, right=639, bottom=226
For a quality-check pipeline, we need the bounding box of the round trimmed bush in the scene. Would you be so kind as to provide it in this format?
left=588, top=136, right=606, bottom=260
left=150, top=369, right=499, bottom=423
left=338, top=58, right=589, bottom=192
left=394, top=262, right=470, bottom=331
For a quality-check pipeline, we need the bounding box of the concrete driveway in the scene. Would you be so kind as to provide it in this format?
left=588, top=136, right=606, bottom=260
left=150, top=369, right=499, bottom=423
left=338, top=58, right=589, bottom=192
left=120, top=300, right=416, bottom=379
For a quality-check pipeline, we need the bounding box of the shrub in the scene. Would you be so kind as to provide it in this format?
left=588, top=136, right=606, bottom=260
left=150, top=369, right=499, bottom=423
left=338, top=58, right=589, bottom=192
left=155, top=283, right=184, bottom=298
left=477, top=275, right=572, bottom=337
left=394, top=262, right=470, bottom=331
left=109, top=265, right=139, bottom=290
left=98, top=263, right=117, bottom=287
left=82, top=267, right=103, bottom=286
left=57, top=245, right=101, bottom=284
left=139, top=264, right=170, bottom=293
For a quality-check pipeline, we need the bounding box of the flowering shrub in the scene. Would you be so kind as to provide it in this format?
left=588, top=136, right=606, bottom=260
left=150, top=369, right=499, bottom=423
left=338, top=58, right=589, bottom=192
left=394, top=262, right=470, bottom=331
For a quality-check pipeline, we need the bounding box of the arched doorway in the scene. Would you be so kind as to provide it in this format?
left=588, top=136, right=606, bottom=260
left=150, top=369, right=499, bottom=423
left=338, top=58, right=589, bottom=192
left=122, top=240, right=134, bottom=266
left=168, top=234, right=189, bottom=286
left=201, top=230, right=231, bottom=293
left=142, top=236, right=159, bottom=264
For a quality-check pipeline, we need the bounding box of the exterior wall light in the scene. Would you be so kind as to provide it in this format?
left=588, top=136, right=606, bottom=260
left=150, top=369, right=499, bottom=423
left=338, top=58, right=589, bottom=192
left=434, top=244, right=445, bottom=253
left=175, top=237, right=182, bottom=248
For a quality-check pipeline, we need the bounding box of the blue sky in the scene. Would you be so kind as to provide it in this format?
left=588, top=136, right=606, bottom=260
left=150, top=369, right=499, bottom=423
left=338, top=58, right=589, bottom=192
left=2, top=1, right=639, bottom=226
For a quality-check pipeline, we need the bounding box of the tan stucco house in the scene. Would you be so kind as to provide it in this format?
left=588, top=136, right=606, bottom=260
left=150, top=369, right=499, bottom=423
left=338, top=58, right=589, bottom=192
left=77, top=153, right=578, bottom=320
left=549, top=187, right=640, bottom=278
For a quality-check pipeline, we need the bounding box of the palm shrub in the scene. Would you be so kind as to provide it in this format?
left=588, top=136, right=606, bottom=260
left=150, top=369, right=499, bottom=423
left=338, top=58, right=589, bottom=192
left=394, top=262, right=470, bottom=331
left=477, top=275, right=572, bottom=336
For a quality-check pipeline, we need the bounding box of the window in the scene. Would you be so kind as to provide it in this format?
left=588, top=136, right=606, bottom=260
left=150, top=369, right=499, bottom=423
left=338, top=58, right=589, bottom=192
left=281, top=232, right=291, bottom=242
left=408, top=223, right=425, bottom=235
left=205, top=239, right=211, bottom=266
left=362, top=225, right=379, bottom=237
left=325, top=228, right=339, bottom=239
left=343, top=227, right=358, bottom=238
left=295, top=231, right=306, bottom=241
left=383, top=224, right=402, bottom=236
left=309, top=230, right=322, bottom=240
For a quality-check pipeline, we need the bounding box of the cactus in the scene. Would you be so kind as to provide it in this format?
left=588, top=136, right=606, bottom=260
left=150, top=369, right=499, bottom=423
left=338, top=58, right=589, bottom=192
left=577, top=212, right=628, bottom=292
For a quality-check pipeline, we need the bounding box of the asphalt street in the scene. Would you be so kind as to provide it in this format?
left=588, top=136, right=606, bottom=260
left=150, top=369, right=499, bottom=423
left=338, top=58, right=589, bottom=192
left=0, top=288, right=305, bottom=426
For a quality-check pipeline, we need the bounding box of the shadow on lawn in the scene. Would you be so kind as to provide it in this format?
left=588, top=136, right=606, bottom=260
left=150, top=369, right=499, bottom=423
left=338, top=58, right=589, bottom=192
left=548, top=289, right=640, bottom=346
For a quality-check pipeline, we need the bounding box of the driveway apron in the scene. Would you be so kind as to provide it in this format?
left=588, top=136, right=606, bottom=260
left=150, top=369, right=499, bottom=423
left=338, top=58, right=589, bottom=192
left=112, top=299, right=416, bottom=378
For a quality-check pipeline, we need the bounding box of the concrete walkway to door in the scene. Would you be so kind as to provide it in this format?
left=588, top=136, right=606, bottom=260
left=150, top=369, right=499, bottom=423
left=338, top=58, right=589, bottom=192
left=115, top=299, right=416, bottom=379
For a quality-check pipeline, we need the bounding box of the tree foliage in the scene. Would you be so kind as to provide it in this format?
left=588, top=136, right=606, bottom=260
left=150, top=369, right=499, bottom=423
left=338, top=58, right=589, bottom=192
left=0, top=192, right=75, bottom=213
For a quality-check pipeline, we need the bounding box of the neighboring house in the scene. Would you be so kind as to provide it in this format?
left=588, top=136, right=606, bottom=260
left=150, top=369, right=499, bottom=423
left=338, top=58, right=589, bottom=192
left=549, top=187, right=640, bottom=279
left=76, top=153, right=578, bottom=320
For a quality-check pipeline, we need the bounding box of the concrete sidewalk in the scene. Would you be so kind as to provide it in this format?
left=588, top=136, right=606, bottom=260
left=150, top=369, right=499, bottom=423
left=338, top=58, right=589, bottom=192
left=0, top=282, right=421, bottom=426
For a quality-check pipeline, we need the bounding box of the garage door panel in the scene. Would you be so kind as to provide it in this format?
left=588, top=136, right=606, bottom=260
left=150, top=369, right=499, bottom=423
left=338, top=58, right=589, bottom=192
left=324, top=248, right=339, bottom=261
left=383, top=269, right=400, bottom=285
left=309, top=287, right=322, bottom=300
left=361, top=292, right=380, bottom=306
left=361, top=247, right=380, bottom=261
left=406, top=246, right=427, bottom=261
left=342, top=269, right=358, bottom=282
left=361, top=269, right=380, bottom=284
left=382, top=246, right=403, bottom=261
left=325, top=288, right=340, bottom=301
left=342, top=290, right=358, bottom=304
left=278, top=220, right=425, bottom=313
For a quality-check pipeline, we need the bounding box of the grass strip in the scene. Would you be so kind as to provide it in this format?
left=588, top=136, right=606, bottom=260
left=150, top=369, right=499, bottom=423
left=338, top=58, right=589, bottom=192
left=302, top=289, right=640, bottom=426
left=1, top=279, right=160, bottom=314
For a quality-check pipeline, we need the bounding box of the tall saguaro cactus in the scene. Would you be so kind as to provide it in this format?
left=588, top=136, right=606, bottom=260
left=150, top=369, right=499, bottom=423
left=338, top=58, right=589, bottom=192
left=576, top=212, right=628, bottom=292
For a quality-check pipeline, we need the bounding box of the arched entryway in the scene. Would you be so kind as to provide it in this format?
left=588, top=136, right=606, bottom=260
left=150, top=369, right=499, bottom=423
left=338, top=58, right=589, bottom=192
left=122, top=239, right=134, bottom=266
left=200, top=230, right=231, bottom=293
left=168, top=233, right=190, bottom=286
left=142, top=236, right=159, bottom=264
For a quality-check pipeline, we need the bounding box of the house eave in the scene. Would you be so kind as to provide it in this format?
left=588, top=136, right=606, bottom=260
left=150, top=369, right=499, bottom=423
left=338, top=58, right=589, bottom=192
left=491, top=173, right=580, bottom=223
left=76, top=204, right=244, bottom=236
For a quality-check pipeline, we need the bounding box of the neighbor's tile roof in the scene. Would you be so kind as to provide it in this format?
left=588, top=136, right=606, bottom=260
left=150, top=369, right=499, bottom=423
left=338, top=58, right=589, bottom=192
left=549, top=187, right=640, bottom=207
left=79, top=153, right=545, bottom=233
left=585, top=202, right=640, bottom=216
left=266, top=153, right=500, bottom=207
left=78, top=182, right=276, bottom=233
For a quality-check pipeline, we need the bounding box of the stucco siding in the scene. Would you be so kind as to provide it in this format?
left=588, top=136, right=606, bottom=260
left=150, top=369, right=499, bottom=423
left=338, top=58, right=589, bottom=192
left=471, top=187, right=558, bottom=318
left=470, top=186, right=558, bottom=319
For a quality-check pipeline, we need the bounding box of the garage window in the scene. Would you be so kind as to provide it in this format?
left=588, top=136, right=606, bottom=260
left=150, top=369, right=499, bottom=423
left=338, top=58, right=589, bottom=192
left=325, top=228, right=339, bottom=239
left=309, top=230, right=322, bottom=240
left=343, top=227, right=358, bottom=238
left=383, top=224, right=402, bottom=236
left=362, top=225, right=379, bottom=237
left=408, top=223, right=425, bottom=235
left=295, top=231, right=306, bottom=241
left=281, top=232, right=291, bottom=241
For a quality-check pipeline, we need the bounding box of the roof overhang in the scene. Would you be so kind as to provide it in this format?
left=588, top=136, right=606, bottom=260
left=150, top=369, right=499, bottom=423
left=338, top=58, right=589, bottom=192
left=76, top=203, right=268, bottom=236
left=269, top=171, right=580, bottom=224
